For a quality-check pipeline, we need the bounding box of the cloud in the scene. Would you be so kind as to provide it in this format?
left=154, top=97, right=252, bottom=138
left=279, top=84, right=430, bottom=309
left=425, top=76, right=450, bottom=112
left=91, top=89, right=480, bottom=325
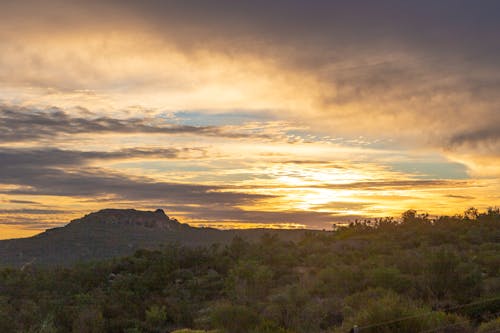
left=443, top=124, right=500, bottom=177
left=0, top=209, right=68, bottom=215
left=166, top=204, right=341, bottom=224
left=6, top=200, right=41, bottom=204
left=150, top=203, right=359, bottom=228
left=0, top=210, right=69, bottom=229
left=0, top=216, right=61, bottom=229
left=0, top=147, right=271, bottom=206
left=445, top=194, right=475, bottom=200
left=1, top=1, right=499, bottom=153
left=1, top=0, right=500, bottom=234
left=235, top=179, right=469, bottom=191
left=320, top=180, right=469, bottom=190
left=0, top=105, right=282, bottom=143
left=448, top=125, right=500, bottom=154
left=0, top=167, right=269, bottom=205
left=0, top=147, right=205, bottom=167
left=9, top=1, right=496, bottom=60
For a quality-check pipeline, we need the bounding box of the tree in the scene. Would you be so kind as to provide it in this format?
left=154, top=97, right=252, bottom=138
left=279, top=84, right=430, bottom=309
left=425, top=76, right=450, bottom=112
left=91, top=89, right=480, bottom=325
left=210, top=303, right=258, bottom=333
left=73, top=307, right=105, bottom=333
left=226, top=260, right=273, bottom=304
left=464, top=207, right=478, bottom=220
left=424, top=248, right=482, bottom=303
left=145, top=305, right=169, bottom=332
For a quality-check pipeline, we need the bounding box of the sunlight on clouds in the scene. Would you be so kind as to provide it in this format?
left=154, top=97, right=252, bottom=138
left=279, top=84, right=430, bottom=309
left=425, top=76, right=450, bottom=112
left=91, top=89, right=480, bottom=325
left=445, top=153, right=500, bottom=178
left=1, top=2, right=500, bottom=238
left=188, top=221, right=307, bottom=230
left=0, top=31, right=321, bottom=116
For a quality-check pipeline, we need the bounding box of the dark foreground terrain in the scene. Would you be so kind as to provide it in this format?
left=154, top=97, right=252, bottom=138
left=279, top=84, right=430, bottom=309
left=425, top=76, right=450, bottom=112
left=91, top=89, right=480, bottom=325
left=0, top=208, right=499, bottom=332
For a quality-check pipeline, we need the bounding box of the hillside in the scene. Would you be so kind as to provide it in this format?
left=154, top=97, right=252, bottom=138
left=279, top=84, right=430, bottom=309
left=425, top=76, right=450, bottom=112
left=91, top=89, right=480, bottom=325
left=0, top=209, right=311, bottom=267
left=0, top=209, right=499, bottom=332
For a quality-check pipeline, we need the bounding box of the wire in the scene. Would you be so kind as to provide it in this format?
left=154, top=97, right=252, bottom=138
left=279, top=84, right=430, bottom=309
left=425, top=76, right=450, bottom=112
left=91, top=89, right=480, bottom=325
left=417, top=311, right=500, bottom=333
left=356, top=296, right=500, bottom=331
left=480, top=328, right=500, bottom=333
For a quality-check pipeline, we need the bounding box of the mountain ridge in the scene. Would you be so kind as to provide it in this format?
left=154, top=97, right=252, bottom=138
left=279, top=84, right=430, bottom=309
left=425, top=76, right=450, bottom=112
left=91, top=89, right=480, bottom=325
left=65, top=208, right=186, bottom=230
left=0, top=208, right=312, bottom=267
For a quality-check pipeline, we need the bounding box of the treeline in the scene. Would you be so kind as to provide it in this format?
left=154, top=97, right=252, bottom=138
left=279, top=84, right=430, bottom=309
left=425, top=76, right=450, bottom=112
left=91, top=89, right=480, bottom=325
left=0, top=208, right=499, bottom=333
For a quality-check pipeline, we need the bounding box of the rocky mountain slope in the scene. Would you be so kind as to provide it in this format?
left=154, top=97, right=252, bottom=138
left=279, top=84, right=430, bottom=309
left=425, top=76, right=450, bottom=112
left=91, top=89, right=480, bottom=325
left=0, top=208, right=310, bottom=267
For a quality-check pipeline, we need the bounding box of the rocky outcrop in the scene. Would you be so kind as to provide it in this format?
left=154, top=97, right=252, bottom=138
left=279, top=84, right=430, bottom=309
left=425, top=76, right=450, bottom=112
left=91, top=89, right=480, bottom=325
left=68, top=208, right=183, bottom=230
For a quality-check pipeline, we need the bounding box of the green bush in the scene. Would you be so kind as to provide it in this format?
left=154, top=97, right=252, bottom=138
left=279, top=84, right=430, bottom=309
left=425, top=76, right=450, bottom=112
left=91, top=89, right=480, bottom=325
left=340, top=288, right=471, bottom=333
left=211, top=303, right=259, bottom=333
left=477, top=317, right=500, bottom=333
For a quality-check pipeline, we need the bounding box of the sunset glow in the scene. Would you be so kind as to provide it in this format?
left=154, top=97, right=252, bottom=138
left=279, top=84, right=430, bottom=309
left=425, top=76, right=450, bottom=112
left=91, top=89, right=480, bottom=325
left=1, top=1, right=500, bottom=239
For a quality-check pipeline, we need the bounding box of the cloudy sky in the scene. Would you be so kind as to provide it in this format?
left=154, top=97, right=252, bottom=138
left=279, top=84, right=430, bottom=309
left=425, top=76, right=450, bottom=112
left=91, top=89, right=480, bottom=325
left=1, top=0, right=500, bottom=238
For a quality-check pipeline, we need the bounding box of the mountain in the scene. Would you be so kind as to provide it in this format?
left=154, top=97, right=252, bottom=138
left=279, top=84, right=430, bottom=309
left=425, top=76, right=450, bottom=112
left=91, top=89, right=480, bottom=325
left=0, top=208, right=311, bottom=267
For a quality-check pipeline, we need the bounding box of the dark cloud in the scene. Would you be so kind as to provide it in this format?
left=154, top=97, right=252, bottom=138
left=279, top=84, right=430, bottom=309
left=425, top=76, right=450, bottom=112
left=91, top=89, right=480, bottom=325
left=0, top=147, right=204, bottom=167
left=0, top=106, right=273, bottom=142
left=80, top=1, right=500, bottom=60
left=0, top=209, right=68, bottom=215
left=0, top=168, right=268, bottom=206
left=445, top=194, right=476, bottom=200
left=4, top=1, right=499, bottom=75
left=448, top=125, right=500, bottom=153
left=6, top=200, right=41, bottom=204
left=0, top=148, right=270, bottom=206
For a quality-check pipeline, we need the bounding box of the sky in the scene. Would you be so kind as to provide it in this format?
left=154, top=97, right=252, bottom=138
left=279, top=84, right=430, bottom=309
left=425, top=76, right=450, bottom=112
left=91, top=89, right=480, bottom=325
left=1, top=1, right=500, bottom=239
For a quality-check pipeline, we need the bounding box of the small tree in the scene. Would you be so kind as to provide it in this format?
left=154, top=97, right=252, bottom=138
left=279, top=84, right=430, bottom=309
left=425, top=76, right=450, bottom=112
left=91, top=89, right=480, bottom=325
left=73, top=307, right=105, bottom=333
left=211, top=303, right=258, bottom=333
left=145, top=305, right=168, bottom=332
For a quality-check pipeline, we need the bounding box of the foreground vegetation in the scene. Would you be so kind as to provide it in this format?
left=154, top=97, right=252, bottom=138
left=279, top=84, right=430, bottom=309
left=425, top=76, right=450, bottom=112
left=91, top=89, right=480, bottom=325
left=0, top=208, right=499, bottom=333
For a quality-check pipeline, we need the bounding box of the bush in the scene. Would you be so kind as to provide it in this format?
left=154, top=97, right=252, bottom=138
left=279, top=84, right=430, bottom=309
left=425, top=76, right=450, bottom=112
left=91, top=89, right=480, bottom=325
left=367, top=267, right=412, bottom=294
left=339, top=288, right=471, bottom=333
left=211, top=303, right=259, bottom=333
left=477, top=317, right=500, bottom=333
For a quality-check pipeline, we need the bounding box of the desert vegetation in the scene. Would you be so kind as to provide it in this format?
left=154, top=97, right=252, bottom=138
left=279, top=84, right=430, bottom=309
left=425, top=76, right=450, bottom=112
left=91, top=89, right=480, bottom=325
left=0, top=208, right=499, bottom=332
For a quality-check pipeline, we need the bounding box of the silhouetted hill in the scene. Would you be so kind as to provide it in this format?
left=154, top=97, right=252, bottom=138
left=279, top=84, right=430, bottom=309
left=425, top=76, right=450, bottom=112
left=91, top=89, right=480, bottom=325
left=0, top=208, right=312, bottom=267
